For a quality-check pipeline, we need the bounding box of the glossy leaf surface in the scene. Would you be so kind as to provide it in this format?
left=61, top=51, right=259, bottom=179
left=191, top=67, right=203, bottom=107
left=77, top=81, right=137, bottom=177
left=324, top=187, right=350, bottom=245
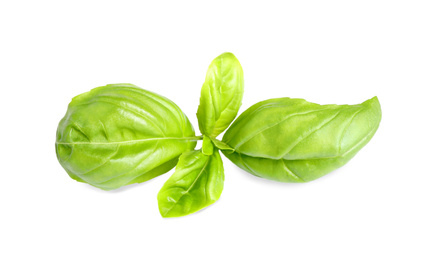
left=197, top=52, right=244, bottom=137
left=222, top=96, right=382, bottom=182
left=157, top=150, right=224, bottom=218
left=56, top=84, right=197, bottom=190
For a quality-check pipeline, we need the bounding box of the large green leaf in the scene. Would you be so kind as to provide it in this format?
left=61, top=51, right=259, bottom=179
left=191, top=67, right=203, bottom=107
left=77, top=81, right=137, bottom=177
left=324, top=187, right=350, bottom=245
left=56, top=84, right=197, bottom=190
left=197, top=52, right=244, bottom=137
left=157, top=150, right=224, bottom=218
left=222, top=96, right=382, bottom=182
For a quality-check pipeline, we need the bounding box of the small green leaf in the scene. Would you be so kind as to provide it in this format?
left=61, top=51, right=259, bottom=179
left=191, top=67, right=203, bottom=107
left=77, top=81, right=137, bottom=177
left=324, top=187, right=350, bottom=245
left=210, top=137, right=234, bottom=154
left=197, top=52, right=244, bottom=137
left=222, top=96, right=382, bottom=182
left=157, top=150, right=224, bottom=218
left=202, top=135, right=214, bottom=155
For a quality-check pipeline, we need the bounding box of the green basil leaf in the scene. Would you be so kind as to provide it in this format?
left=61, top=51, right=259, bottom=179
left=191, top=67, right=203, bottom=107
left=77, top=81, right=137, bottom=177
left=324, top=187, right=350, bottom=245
left=197, top=52, right=244, bottom=137
left=56, top=84, right=198, bottom=191
left=222, top=96, right=382, bottom=182
left=210, top=137, right=234, bottom=154
left=157, top=150, right=224, bottom=218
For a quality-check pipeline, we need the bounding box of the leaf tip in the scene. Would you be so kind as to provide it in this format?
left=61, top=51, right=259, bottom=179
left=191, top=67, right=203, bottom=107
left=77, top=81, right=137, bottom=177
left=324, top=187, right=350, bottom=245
left=363, top=96, right=382, bottom=121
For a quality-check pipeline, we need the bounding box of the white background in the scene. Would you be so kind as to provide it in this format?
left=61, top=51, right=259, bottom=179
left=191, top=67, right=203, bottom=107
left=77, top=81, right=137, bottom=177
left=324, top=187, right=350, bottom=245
left=1, top=1, right=429, bottom=259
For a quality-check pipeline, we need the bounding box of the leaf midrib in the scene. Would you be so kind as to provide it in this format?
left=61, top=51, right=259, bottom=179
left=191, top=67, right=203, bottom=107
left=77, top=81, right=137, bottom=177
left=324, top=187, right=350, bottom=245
left=233, top=123, right=380, bottom=161
left=56, top=136, right=202, bottom=145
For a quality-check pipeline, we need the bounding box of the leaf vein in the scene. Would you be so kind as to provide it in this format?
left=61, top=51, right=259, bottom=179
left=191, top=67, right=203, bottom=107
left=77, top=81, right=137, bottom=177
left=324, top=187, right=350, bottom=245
left=279, top=111, right=341, bottom=159
left=235, top=108, right=334, bottom=150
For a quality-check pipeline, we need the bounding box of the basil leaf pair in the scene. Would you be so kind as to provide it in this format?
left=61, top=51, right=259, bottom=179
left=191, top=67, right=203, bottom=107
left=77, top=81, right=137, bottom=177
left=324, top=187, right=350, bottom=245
left=56, top=52, right=381, bottom=218
left=157, top=53, right=243, bottom=217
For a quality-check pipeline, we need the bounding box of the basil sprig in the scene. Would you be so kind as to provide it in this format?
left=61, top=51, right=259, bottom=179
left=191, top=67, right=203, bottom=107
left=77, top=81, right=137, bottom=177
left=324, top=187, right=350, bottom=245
left=56, top=53, right=382, bottom=217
